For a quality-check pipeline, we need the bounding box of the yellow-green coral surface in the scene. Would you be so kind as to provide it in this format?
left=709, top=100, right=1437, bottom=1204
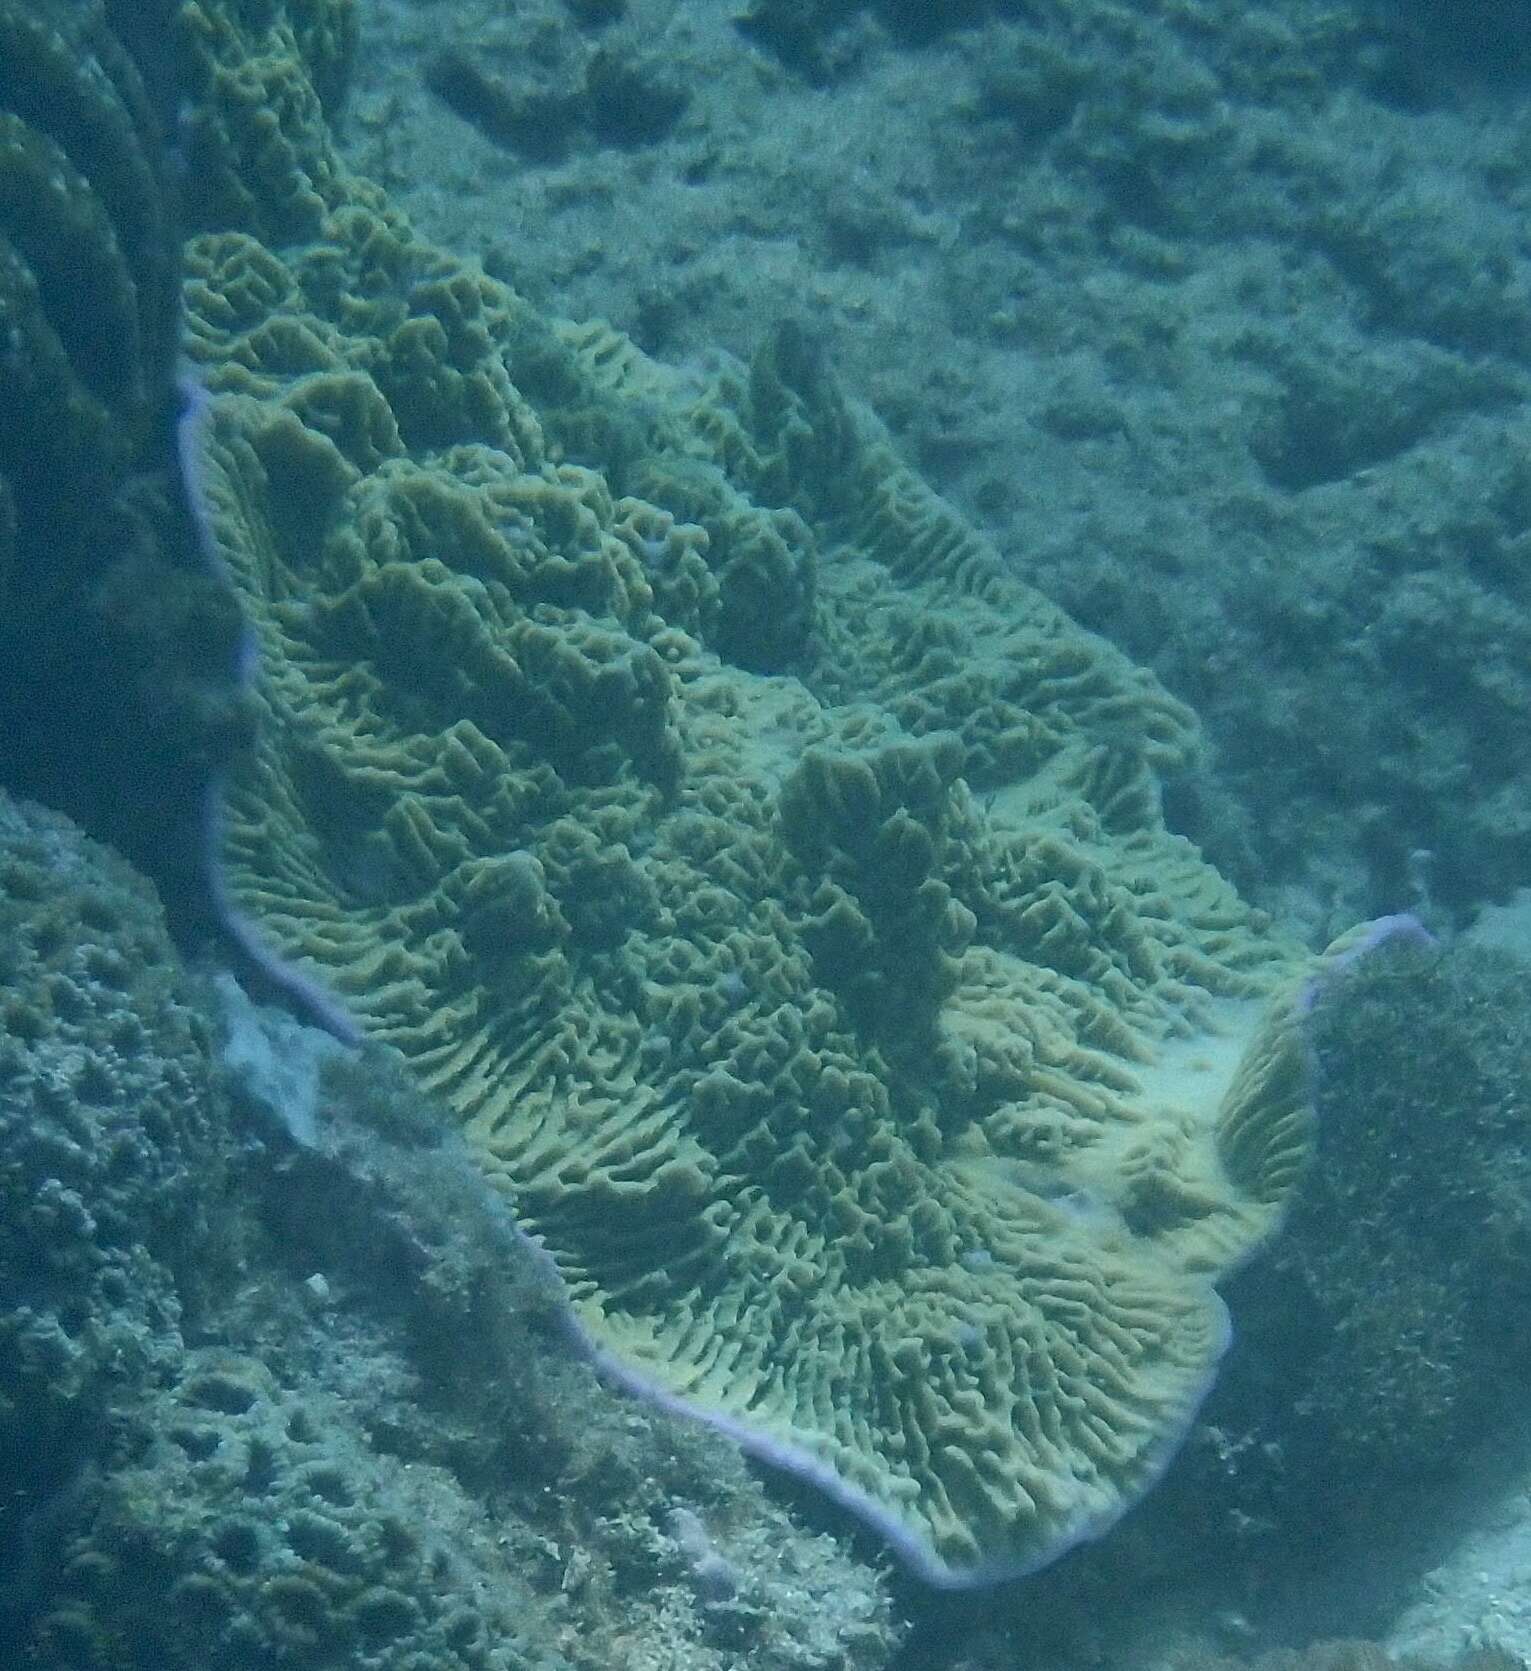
left=183, top=176, right=1317, bottom=1580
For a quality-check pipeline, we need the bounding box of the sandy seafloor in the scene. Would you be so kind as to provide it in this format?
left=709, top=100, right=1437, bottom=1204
left=340, top=0, right=1531, bottom=950
left=327, top=2, right=1531, bottom=1664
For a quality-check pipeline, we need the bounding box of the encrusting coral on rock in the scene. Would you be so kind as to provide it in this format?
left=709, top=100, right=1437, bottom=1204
left=0, top=0, right=1357, bottom=1610
left=167, top=31, right=1328, bottom=1579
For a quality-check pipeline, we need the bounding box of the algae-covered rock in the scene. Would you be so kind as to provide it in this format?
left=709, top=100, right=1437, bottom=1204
left=0, top=0, right=258, bottom=916
left=29, top=1346, right=531, bottom=1670
left=0, top=0, right=178, bottom=608
left=1186, top=932, right=1531, bottom=1582
left=0, top=793, right=225, bottom=1600
left=0, top=792, right=898, bottom=1670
